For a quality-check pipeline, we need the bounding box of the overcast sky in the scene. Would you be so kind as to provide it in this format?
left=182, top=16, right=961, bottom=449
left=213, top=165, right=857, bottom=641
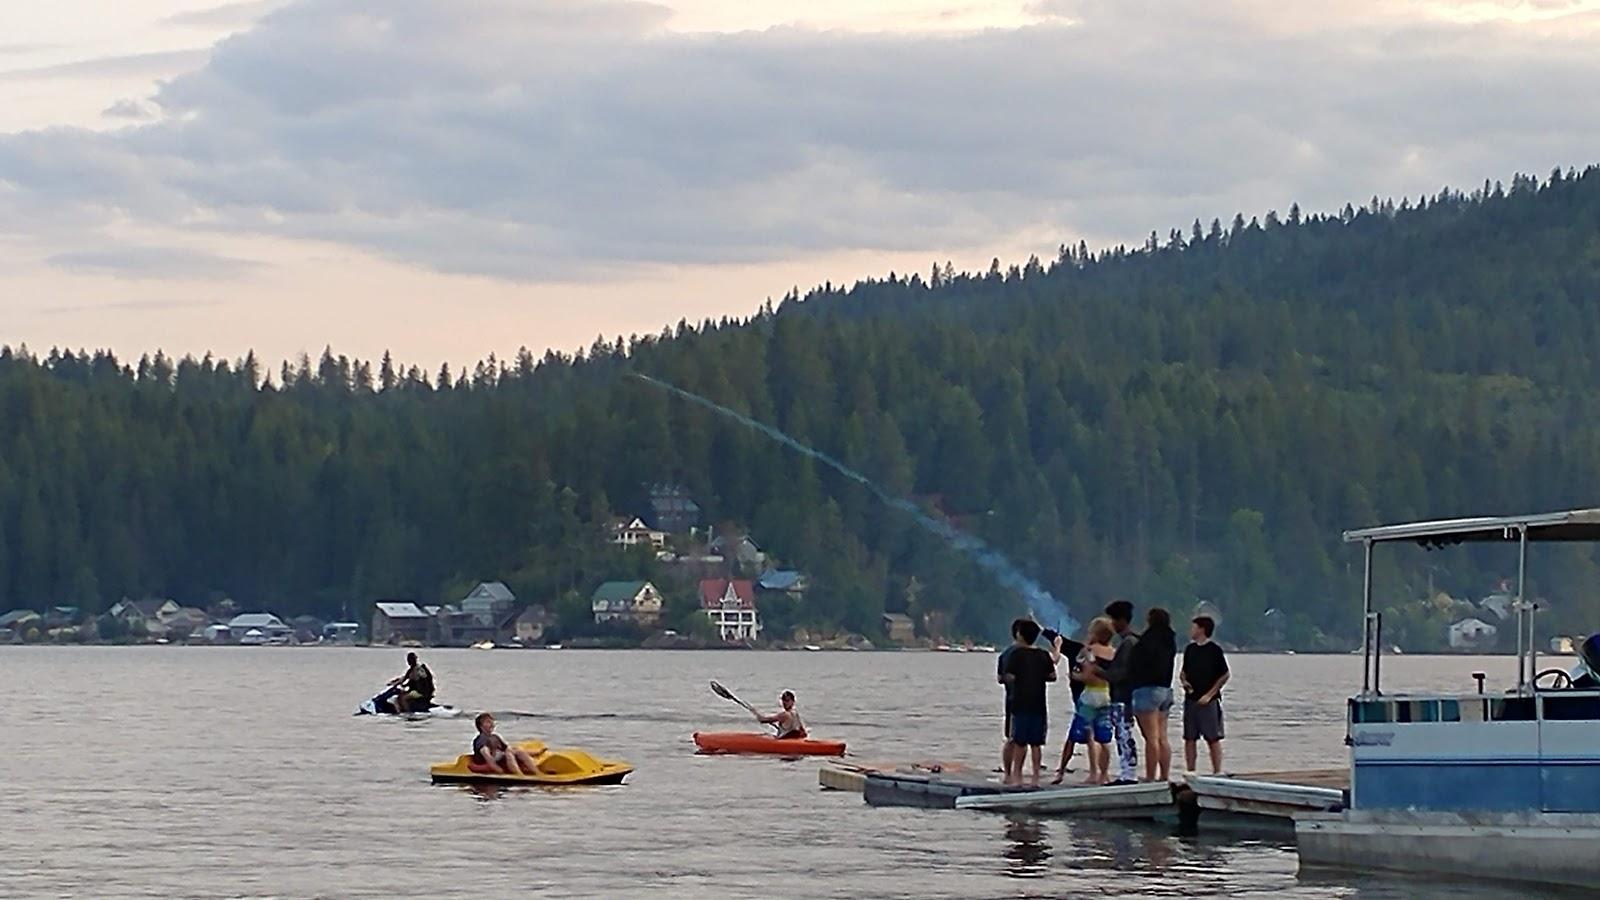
left=3, top=0, right=1599, bottom=367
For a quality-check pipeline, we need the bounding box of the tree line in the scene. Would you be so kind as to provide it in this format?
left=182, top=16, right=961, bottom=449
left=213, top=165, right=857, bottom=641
left=4, top=165, right=1600, bottom=647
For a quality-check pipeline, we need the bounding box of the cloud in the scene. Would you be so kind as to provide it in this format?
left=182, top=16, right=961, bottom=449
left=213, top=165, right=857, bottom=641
left=2, top=0, right=1600, bottom=282
left=0, top=49, right=210, bottom=82
left=102, top=99, right=156, bottom=120
left=45, top=246, right=263, bottom=280
left=162, top=1, right=295, bottom=29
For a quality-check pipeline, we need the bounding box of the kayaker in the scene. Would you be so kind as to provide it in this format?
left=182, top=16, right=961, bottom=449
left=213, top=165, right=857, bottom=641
left=390, top=652, right=435, bottom=713
left=757, top=690, right=807, bottom=739
left=472, top=712, right=540, bottom=776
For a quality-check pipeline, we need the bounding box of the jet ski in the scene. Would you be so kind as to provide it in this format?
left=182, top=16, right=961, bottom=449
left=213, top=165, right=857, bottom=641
left=355, top=684, right=462, bottom=718
left=429, top=739, right=633, bottom=786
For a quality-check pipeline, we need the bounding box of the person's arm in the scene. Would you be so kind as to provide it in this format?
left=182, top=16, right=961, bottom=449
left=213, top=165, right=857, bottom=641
left=1201, top=670, right=1230, bottom=705
left=476, top=741, right=504, bottom=773
left=1105, top=640, right=1136, bottom=685
left=1003, top=651, right=1020, bottom=684
left=1049, top=635, right=1064, bottom=666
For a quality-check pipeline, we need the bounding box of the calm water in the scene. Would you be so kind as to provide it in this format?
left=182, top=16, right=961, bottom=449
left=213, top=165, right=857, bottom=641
left=0, top=648, right=1532, bottom=898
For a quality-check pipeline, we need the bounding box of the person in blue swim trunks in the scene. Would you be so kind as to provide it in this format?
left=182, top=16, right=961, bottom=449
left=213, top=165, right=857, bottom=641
left=1067, top=617, right=1116, bottom=784
left=1003, top=618, right=1061, bottom=787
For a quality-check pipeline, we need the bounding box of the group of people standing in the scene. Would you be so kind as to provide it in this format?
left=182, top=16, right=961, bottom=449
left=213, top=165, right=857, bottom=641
left=998, top=600, right=1230, bottom=787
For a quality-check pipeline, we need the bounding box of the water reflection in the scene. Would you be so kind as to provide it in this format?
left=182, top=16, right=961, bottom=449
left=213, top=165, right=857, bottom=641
left=1001, top=817, right=1052, bottom=877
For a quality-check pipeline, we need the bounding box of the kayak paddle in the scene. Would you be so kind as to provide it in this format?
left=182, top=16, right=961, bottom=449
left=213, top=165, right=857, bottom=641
left=709, top=680, right=761, bottom=718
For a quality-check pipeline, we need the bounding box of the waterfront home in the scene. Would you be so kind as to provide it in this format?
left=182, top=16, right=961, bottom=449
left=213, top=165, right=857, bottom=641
left=0, top=609, right=42, bottom=638
left=202, top=623, right=232, bottom=643
left=109, top=598, right=182, bottom=636
left=372, top=601, right=431, bottom=644
left=227, top=613, right=292, bottom=642
left=610, top=517, right=668, bottom=551
left=44, top=606, right=83, bottom=628
left=881, top=613, right=916, bottom=645
left=290, top=614, right=326, bottom=643
left=163, top=607, right=213, bottom=640
left=591, top=581, right=664, bottom=626
left=513, top=605, right=552, bottom=644
left=1447, top=616, right=1498, bottom=650
left=699, top=578, right=760, bottom=641
left=321, top=622, right=361, bottom=643
left=460, top=581, right=516, bottom=623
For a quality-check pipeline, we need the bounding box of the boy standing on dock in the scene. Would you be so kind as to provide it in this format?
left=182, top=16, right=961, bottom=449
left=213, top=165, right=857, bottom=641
left=1181, top=615, right=1230, bottom=775
left=1002, top=618, right=1060, bottom=786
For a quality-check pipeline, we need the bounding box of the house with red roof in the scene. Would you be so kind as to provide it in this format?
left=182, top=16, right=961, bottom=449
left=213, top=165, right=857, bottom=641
left=699, top=578, right=761, bottom=641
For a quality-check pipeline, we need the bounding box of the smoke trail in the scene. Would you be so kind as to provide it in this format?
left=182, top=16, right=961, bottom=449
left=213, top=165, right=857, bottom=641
left=632, top=373, right=1079, bottom=633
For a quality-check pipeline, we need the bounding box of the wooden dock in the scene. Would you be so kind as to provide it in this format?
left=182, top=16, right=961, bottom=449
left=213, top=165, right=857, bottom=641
left=818, top=761, right=970, bottom=794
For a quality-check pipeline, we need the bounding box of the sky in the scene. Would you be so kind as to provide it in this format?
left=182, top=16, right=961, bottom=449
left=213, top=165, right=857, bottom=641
left=3, top=0, right=1600, bottom=369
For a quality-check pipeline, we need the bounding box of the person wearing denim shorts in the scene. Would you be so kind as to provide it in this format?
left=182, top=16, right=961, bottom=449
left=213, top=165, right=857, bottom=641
left=1128, top=608, right=1178, bottom=782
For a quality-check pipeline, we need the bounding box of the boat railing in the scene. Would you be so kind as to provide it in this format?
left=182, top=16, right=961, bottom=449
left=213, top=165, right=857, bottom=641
left=1349, top=690, right=1600, bottom=725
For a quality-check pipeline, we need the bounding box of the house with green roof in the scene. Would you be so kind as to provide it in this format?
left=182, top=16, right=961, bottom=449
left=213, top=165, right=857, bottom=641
left=590, top=580, right=663, bottom=627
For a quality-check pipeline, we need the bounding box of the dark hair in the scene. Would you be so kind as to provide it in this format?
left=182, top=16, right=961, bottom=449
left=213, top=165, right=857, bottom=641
left=474, top=712, right=493, bottom=730
left=1147, top=608, right=1171, bottom=631
left=1016, top=619, right=1042, bottom=645
left=1104, top=600, right=1134, bottom=623
left=781, top=690, right=795, bottom=701
left=1193, top=616, right=1216, bottom=638
left=1010, top=617, right=1032, bottom=640
left=406, top=652, right=418, bottom=665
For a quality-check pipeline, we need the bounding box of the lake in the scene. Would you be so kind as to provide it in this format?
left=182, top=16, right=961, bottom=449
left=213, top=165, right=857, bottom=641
left=0, top=647, right=1529, bottom=898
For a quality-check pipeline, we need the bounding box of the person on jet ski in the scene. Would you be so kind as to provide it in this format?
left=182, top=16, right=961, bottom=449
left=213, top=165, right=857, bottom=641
left=390, top=652, right=435, bottom=713
left=473, top=712, right=540, bottom=775
left=757, top=690, right=807, bottom=739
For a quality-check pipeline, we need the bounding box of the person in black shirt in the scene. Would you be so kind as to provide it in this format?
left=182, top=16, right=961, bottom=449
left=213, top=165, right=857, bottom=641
left=1180, top=616, right=1230, bottom=774
left=1128, top=608, right=1177, bottom=782
left=1002, top=619, right=1060, bottom=787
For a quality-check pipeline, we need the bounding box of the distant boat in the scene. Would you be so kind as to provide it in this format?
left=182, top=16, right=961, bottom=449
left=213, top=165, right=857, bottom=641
left=935, top=644, right=953, bottom=652
left=803, top=644, right=822, bottom=652
left=470, top=640, right=495, bottom=650
left=974, top=644, right=996, bottom=653
left=1550, top=636, right=1577, bottom=655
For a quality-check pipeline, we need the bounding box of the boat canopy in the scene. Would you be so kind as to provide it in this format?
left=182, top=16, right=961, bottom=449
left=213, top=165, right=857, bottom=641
left=1344, top=508, right=1600, bottom=547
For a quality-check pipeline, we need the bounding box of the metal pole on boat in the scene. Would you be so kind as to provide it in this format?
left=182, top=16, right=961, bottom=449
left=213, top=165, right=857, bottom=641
left=1516, top=525, right=1529, bottom=694
left=1361, top=539, right=1374, bottom=696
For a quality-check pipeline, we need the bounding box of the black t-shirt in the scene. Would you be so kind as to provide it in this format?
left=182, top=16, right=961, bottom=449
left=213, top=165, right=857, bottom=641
left=473, top=733, right=507, bottom=756
left=1182, top=641, right=1229, bottom=699
left=1005, top=645, right=1056, bottom=715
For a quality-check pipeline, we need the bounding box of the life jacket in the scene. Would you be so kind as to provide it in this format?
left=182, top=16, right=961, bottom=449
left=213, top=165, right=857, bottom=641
left=411, top=663, right=435, bottom=696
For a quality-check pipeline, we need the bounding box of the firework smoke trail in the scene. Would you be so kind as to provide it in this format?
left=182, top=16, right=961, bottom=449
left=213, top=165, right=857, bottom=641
left=632, top=373, right=1079, bottom=633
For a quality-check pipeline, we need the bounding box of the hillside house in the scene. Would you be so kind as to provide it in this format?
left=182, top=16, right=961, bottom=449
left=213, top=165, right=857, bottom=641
left=646, top=484, right=701, bottom=533
left=591, top=581, right=664, bottom=626
left=757, top=569, right=807, bottom=601
left=610, top=517, right=668, bottom=551
left=372, top=601, right=431, bottom=644
left=882, top=613, right=916, bottom=645
left=710, top=533, right=767, bottom=571
left=699, top=578, right=760, bottom=641
left=1449, top=617, right=1499, bottom=650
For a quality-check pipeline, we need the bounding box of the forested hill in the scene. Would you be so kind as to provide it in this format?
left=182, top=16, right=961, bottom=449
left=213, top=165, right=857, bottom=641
left=6, top=167, right=1600, bottom=647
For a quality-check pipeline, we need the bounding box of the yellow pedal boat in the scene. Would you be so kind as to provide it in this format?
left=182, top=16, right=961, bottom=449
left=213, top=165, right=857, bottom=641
left=429, top=739, right=633, bottom=786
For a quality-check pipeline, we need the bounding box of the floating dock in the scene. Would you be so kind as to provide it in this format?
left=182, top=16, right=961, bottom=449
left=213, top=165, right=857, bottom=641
left=818, top=761, right=969, bottom=794
left=955, top=780, right=1174, bottom=819
left=838, top=765, right=1348, bottom=830
left=1177, top=769, right=1347, bottom=830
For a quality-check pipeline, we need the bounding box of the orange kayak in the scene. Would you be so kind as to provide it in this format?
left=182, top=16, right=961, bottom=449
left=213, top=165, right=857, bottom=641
left=693, top=731, right=846, bottom=756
